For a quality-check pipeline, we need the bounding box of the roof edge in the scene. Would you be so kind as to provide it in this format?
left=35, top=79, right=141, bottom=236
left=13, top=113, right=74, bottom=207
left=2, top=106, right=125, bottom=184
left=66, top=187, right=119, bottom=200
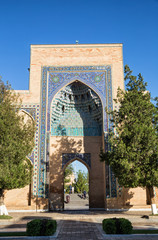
left=30, top=43, right=123, bottom=48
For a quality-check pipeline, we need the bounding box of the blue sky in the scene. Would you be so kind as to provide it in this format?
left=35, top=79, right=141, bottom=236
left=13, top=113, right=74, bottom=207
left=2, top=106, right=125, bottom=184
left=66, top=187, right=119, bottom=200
left=1, top=0, right=157, bottom=173
left=71, top=160, right=88, bottom=177
left=0, top=0, right=158, bottom=98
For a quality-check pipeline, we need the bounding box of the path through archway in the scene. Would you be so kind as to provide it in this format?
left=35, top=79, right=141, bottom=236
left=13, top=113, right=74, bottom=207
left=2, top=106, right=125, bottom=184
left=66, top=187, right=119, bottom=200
left=64, top=160, right=89, bottom=210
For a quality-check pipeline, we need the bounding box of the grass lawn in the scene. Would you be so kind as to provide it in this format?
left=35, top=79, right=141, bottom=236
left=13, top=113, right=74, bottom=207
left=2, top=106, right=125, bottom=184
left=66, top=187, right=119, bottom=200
left=0, top=232, right=26, bottom=237
left=0, top=215, right=12, bottom=219
left=103, top=229, right=158, bottom=235
left=132, top=229, right=158, bottom=234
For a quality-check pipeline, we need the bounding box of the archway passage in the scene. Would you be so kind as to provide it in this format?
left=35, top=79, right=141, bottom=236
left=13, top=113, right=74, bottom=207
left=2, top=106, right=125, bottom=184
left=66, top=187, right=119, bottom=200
left=64, top=160, right=89, bottom=210
left=49, top=80, right=106, bottom=210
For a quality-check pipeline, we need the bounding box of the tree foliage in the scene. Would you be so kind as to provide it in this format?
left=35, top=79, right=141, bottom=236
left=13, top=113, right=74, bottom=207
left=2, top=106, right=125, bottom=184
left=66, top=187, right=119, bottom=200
left=64, top=164, right=74, bottom=187
left=100, top=65, right=158, bottom=203
left=75, top=170, right=89, bottom=193
left=0, top=78, right=35, bottom=193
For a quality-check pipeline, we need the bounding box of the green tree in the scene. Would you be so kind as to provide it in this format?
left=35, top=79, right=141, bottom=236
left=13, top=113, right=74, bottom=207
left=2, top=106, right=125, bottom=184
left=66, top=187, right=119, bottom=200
left=75, top=170, right=89, bottom=194
left=100, top=65, right=158, bottom=214
left=64, top=164, right=74, bottom=192
left=0, top=78, right=35, bottom=215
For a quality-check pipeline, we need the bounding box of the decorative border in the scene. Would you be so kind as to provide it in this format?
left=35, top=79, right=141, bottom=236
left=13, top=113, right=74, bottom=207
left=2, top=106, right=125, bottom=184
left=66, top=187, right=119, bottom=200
left=62, top=153, right=91, bottom=169
left=21, top=104, right=40, bottom=196
left=39, top=65, right=116, bottom=198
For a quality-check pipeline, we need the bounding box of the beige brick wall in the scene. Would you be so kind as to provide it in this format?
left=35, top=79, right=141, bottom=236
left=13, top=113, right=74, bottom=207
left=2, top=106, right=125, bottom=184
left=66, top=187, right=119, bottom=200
left=17, top=44, right=124, bottom=102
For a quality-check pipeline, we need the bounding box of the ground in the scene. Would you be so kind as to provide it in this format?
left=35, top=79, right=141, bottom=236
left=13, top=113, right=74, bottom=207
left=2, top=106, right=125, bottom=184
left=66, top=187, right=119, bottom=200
left=1, top=208, right=158, bottom=239
left=64, top=193, right=89, bottom=210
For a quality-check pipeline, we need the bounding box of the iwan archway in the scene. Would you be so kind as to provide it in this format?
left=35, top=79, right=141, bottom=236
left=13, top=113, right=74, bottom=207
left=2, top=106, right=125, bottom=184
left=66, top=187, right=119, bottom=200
left=49, top=80, right=106, bottom=210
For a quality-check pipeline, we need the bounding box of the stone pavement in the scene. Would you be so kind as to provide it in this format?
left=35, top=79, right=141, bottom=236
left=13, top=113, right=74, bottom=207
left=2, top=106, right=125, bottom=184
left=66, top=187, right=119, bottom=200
left=56, top=220, right=103, bottom=240
left=1, top=210, right=158, bottom=239
left=64, top=193, right=89, bottom=210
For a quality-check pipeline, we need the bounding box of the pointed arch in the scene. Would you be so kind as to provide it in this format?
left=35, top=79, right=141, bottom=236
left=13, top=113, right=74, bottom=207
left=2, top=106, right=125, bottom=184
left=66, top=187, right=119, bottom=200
left=49, top=79, right=105, bottom=137
left=63, top=157, right=90, bottom=173
left=19, top=109, right=35, bottom=122
left=48, top=78, right=106, bottom=116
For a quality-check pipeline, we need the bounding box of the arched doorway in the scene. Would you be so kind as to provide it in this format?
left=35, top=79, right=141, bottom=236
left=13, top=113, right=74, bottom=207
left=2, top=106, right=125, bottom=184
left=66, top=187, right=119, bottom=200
left=64, top=159, right=89, bottom=210
left=49, top=80, right=106, bottom=210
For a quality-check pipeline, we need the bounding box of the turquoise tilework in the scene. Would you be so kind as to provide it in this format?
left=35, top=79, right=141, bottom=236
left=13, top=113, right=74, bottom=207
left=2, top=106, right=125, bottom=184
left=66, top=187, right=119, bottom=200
left=51, top=82, right=102, bottom=137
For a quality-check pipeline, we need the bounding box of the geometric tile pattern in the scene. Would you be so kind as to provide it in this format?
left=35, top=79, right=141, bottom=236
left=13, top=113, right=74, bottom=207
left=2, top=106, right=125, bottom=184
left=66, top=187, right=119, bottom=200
left=39, top=65, right=116, bottom=198
left=62, top=153, right=91, bottom=169
left=51, top=110, right=102, bottom=137
left=21, top=104, right=40, bottom=196
left=50, top=82, right=102, bottom=136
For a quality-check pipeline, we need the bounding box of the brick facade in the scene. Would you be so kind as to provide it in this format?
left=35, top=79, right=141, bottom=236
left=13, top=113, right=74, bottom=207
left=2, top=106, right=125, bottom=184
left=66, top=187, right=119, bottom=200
left=4, top=44, right=155, bottom=211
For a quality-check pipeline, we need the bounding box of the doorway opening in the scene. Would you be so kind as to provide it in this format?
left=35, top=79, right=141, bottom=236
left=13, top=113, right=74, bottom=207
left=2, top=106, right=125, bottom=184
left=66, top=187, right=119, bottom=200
left=64, top=160, right=89, bottom=210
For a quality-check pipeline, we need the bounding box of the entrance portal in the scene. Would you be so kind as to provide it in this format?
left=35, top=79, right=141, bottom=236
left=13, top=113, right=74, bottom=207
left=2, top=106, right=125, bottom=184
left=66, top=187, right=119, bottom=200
left=49, top=81, right=106, bottom=210
left=8, top=44, right=127, bottom=212
left=64, top=160, right=89, bottom=210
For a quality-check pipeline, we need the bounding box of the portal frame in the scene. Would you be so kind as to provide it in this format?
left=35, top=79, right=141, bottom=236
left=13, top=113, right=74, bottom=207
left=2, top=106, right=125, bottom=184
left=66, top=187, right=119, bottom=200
left=39, top=65, right=114, bottom=199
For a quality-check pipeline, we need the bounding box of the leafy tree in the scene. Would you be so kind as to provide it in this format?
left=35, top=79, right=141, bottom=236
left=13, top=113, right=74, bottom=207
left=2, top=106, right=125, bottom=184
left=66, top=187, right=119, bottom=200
left=64, top=164, right=74, bottom=192
left=100, top=65, right=158, bottom=214
left=0, top=78, right=35, bottom=215
left=75, top=170, right=89, bottom=194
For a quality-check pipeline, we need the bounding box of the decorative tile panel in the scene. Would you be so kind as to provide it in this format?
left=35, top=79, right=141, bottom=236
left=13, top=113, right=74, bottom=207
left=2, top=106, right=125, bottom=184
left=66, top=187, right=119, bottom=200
left=50, top=82, right=102, bottom=137
left=21, top=104, right=40, bottom=196
left=62, top=153, right=91, bottom=169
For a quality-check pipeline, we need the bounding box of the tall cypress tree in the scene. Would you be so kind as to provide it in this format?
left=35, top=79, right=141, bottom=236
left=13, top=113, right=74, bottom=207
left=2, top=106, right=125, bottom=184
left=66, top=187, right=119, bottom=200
left=0, top=78, right=35, bottom=215
left=100, top=65, right=158, bottom=214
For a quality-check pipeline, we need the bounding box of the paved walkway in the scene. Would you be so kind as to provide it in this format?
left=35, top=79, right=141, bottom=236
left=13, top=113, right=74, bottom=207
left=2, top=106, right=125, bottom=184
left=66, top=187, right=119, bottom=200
left=64, top=193, right=89, bottom=210
left=56, top=220, right=103, bottom=240
left=1, top=211, right=158, bottom=239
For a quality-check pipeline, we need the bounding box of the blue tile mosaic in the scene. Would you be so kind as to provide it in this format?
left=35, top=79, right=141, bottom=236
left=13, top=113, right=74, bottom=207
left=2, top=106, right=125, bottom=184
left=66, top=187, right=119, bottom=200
left=21, top=104, right=40, bottom=196
left=51, top=83, right=102, bottom=137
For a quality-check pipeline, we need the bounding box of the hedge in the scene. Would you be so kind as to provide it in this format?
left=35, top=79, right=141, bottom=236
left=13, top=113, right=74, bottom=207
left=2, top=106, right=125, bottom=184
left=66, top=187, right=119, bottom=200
left=26, top=219, right=57, bottom=236
left=102, top=218, right=133, bottom=234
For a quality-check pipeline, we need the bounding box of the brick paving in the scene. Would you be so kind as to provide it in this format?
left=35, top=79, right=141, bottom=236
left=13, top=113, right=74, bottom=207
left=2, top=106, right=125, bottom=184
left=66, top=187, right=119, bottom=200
left=56, top=220, right=104, bottom=240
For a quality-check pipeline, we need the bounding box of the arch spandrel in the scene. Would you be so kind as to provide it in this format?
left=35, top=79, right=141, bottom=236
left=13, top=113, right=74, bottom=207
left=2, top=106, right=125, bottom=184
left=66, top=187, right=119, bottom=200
left=62, top=153, right=91, bottom=171
left=48, top=77, right=107, bottom=113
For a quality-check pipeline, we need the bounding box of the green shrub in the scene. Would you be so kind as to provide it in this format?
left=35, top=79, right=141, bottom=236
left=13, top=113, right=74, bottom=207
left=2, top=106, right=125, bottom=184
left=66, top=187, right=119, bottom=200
left=45, top=219, right=57, bottom=235
left=102, top=219, right=116, bottom=234
left=118, top=218, right=133, bottom=234
left=102, top=218, right=133, bottom=234
left=26, top=219, right=57, bottom=236
left=26, top=219, right=41, bottom=236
